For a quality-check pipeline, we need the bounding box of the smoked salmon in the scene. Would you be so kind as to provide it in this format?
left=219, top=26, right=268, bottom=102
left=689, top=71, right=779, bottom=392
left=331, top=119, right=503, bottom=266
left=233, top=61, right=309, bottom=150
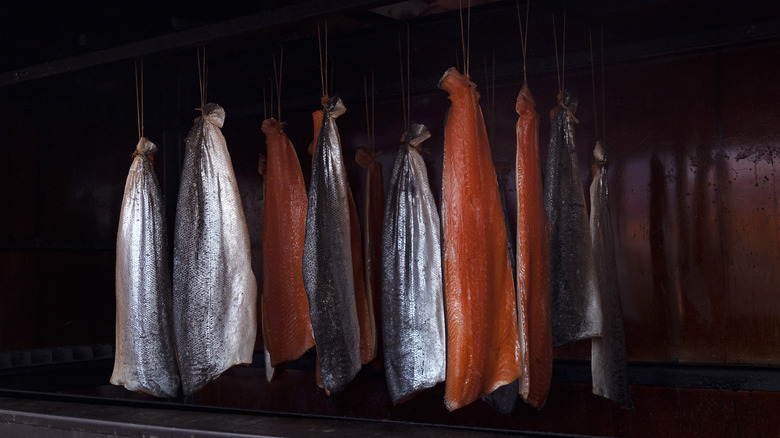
left=260, top=118, right=315, bottom=375
left=544, top=90, right=601, bottom=347
left=303, top=96, right=361, bottom=394
left=356, top=147, right=384, bottom=367
left=515, top=83, right=553, bottom=408
left=589, top=141, right=633, bottom=408
left=112, top=137, right=179, bottom=399
left=173, top=103, right=257, bottom=396
left=309, top=108, right=376, bottom=368
left=381, top=123, right=446, bottom=405
left=439, top=68, right=521, bottom=411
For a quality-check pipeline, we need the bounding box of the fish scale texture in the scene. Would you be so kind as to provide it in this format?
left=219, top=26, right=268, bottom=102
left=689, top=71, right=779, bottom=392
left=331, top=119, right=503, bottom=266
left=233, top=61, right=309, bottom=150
left=112, top=137, right=180, bottom=399
left=381, top=124, right=446, bottom=405
left=439, top=68, right=521, bottom=411
left=515, top=84, right=553, bottom=409
left=173, top=103, right=257, bottom=396
left=590, top=143, right=633, bottom=409
left=543, top=90, right=602, bottom=347
left=302, top=97, right=361, bottom=394
left=261, top=118, right=314, bottom=369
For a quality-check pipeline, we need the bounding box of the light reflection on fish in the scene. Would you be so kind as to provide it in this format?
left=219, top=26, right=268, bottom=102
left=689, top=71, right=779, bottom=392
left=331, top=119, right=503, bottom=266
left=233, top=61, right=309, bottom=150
left=543, top=90, right=602, bottom=346
left=173, top=103, right=257, bottom=396
left=112, top=137, right=179, bottom=399
left=302, top=96, right=361, bottom=394
left=590, top=141, right=633, bottom=408
left=381, top=123, right=446, bottom=404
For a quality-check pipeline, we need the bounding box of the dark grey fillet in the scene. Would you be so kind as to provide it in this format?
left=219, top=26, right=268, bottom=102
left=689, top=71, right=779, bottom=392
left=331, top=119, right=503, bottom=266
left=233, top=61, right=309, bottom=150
left=173, top=103, right=258, bottom=396
left=590, top=142, right=633, bottom=409
left=381, top=123, right=446, bottom=405
left=482, top=164, right=519, bottom=414
left=112, top=137, right=180, bottom=399
left=543, top=89, right=602, bottom=347
left=302, top=96, right=361, bottom=394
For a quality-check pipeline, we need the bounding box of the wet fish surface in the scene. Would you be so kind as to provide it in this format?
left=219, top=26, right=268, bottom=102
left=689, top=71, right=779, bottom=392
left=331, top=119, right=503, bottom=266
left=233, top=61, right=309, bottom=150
left=260, top=118, right=314, bottom=373
left=589, top=141, right=633, bottom=408
left=356, top=147, right=385, bottom=368
left=544, top=89, right=602, bottom=347
left=173, top=103, right=258, bottom=396
left=381, top=123, right=446, bottom=405
left=515, top=83, right=553, bottom=408
left=439, top=68, right=521, bottom=411
left=482, top=160, right=519, bottom=414
left=112, top=137, right=180, bottom=399
left=302, top=96, right=361, bottom=394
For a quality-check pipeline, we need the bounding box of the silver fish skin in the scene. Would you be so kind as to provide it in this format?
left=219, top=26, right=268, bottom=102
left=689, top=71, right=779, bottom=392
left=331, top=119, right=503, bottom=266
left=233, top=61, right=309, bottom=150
left=543, top=89, right=602, bottom=347
left=112, top=137, right=180, bottom=399
left=302, top=96, right=361, bottom=394
left=173, top=103, right=258, bottom=396
left=590, top=142, right=633, bottom=409
left=381, top=123, right=446, bottom=405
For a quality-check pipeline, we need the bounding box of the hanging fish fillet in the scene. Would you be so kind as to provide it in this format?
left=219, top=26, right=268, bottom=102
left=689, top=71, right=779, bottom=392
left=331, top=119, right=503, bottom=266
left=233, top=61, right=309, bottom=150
left=112, top=138, right=179, bottom=399
left=515, top=84, right=552, bottom=408
left=481, top=161, right=519, bottom=415
left=439, top=68, right=521, bottom=411
left=173, top=103, right=258, bottom=396
left=381, top=123, right=446, bottom=404
left=590, top=141, right=633, bottom=408
left=356, top=147, right=385, bottom=368
left=260, top=118, right=315, bottom=375
left=303, top=96, right=361, bottom=394
left=544, top=90, right=601, bottom=347
left=309, top=107, right=376, bottom=368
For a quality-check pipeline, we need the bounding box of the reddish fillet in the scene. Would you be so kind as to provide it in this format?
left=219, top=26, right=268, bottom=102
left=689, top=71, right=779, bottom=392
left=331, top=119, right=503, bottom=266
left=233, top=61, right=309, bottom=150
left=261, top=118, right=315, bottom=370
left=356, top=147, right=384, bottom=367
left=515, top=83, right=553, bottom=408
left=439, top=68, right=521, bottom=411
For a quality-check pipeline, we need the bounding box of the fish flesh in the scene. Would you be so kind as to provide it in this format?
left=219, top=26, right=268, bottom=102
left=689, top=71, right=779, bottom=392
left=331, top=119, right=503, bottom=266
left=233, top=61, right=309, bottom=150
left=381, top=123, right=446, bottom=405
left=260, top=118, right=314, bottom=374
left=112, top=137, right=179, bottom=398
left=439, top=68, right=521, bottom=411
left=348, top=184, right=376, bottom=364
left=303, top=96, right=361, bottom=394
left=515, top=84, right=552, bottom=408
left=356, top=147, right=385, bottom=368
left=173, top=103, right=258, bottom=396
left=544, top=89, right=601, bottom=347
left=590, top=141, right=633, bottom=408
left=309, top=108, right=376, bottom=367
left=481, top=160, right=519, bottom=415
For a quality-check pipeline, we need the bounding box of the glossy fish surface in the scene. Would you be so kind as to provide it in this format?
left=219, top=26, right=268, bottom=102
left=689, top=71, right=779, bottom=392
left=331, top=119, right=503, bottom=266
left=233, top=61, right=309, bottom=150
left=261, top=118, right=315, bottom=370
left=515, top=84, right=553, bottom=408
left=590, top=142, right=633, bottom=408
left=112, top=137, right=179, bottom=399
left=439, top=68, right=521, bottom=411
left=173, top=103, right=258, bottom=396
left=381, top=123, right=446, bottom=405
left=544, top=90, right=602, bottom=347
left=302, top=96, right=361, bottom=394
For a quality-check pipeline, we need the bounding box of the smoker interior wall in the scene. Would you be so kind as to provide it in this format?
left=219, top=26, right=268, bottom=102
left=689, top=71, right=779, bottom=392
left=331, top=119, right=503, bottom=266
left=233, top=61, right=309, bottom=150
left=0, top=32, right=779, bottom=435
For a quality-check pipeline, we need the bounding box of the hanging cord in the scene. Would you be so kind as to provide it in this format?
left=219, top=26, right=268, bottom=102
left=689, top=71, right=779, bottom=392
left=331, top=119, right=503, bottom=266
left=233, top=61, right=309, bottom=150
left=263, top=87, right=267, bottom=120
left=552, top=15, right=561, bottom=95
left=273, top=46, right=284, bottom=121
left=362, top=69, right=377, bottom=152
left=406, top=23, right=411, bottom=129
left=398, top=34, right=407, bottom=132
left=197, top=47, right=208, bottom=111
left=466, top=0, right=471, bottom=78
left=516, top=0, right=530, bottom=84
left=371, top=69, right=375, bottom=150
left=601, top=26, right=606, bottom=143
left=318, top=21, right=325, bottom=98
left=458, top=0, right=466, bottom=75
left=589, top=30, right=599, bottom=138
left=134, top=59, right=144, bottom=140
left=269, top=78, right=275, bottom=120
left=364, top=75, right=370, bottom=147
left=561, top=10, right=566, bottom=93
